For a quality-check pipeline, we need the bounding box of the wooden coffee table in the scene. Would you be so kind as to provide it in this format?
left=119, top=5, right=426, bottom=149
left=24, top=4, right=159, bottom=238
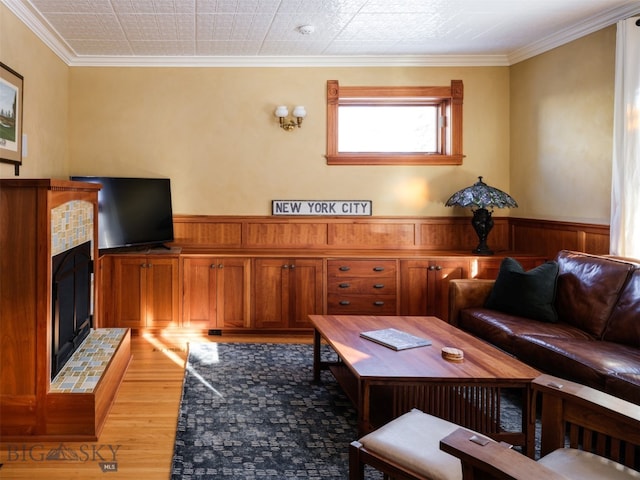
left=309, top=314, right=540, bottom=457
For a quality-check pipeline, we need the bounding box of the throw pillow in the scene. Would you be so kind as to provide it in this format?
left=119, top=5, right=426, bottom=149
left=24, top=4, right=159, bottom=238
left=485, top=257, right=559, bottom=323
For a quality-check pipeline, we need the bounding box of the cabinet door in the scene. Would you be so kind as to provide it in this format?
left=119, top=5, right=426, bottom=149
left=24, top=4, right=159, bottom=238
left=399, top=259, right=466, bottom=322
left=253, top=258, right=288, bottom=329
left=429, top=260, right=466, bottom=323
left=288, top=259, right=323, bottom=328
left=216, top=258, right=250, bottom=329
left=182, top=257, right=217, bottom=329
left=146, top=257, right=179, bottom=328
left=112, top=256, right=146, bottom=328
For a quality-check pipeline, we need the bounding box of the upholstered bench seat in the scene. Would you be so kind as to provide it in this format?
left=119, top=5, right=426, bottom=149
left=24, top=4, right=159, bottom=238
left=353, top=408, right=487, bottom=480
left=539, top=448, right=640, bottom=479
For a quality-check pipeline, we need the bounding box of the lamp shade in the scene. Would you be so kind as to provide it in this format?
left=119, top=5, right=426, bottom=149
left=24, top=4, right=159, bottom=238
left=292, top=106, right=307, bottom=118
left=445, top=176, right=518, bottom=209
left=275, top=106, right=289, bottom=118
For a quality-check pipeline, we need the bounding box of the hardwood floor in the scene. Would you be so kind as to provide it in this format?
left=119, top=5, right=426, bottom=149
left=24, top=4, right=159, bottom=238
left=0, top=330, right=312, bottom=479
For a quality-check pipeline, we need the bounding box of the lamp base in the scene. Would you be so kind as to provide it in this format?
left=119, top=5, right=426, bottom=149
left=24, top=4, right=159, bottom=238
left=471, top=208, right=495, bottom=256
left=472, top=246, right=494, bottom=256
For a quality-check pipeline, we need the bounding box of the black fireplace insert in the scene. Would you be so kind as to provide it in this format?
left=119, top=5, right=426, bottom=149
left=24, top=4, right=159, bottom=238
left=51, top=241, right=93, bottom=380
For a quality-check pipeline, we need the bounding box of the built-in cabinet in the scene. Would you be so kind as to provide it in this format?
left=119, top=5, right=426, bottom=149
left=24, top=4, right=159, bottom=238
left=399, top=258, right=467, bottom=323
left=327, top=259, right=397, bottom=315
left=100, top=250, right=546, bottom=332
left=182, top=256, right=251, bottom=329
left=103, top=254, right=180, bottom=328
left=252, top=258, right=324, bottom=329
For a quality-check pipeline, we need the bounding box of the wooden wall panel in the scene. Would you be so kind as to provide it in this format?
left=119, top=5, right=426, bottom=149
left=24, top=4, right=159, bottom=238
left=328, top=222, right=415, bottom=248
left=173, top=217, right=242, bottom=247
left=419, top=218, right=509, bottom=251
left=246, top=222, right=328, bottom=247
left=171, top=214, right=610, bottom=258
left=510, top=218, right=610, bottom=259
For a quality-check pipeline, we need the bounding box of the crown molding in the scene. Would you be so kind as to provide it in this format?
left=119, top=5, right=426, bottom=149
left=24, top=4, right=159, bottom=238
left=3, top=0, right=639, bottom=68
left=508, top=3, right=640, bottom=64
left=67, top=54, right=510, bottom=68
left=2, top=0, right=75, bottom=65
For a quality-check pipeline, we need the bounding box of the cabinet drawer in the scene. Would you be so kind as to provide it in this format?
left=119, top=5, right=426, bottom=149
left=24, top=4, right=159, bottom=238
left=327, top=294, right=397, bottom=314
left=327, top=259, right=396, bottom=278
left=327, top=276, right=396, bottom=294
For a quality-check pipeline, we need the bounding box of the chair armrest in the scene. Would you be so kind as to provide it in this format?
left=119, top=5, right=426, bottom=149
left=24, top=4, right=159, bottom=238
left=533, top=374, right=640, bottom=462
left=439, top=428, right=569, bottom=480
left=448, top=279, right=495, bottom=326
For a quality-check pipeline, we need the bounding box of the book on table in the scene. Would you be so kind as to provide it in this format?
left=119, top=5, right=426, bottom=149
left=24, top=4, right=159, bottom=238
left=359, top=328, right=432, bottom=351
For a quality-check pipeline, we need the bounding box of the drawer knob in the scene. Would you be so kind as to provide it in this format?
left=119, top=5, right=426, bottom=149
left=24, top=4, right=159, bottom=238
left=339, top=266, right=350, bottom=272
left=373, top=301, right=385, bottom=306
left=373, top=284, right=384, bottom=289
left=339, top=283, right=350, bottom=288
left=339, top=300, right=351, bottom=306
left=373, top=266, right=385, bottom=272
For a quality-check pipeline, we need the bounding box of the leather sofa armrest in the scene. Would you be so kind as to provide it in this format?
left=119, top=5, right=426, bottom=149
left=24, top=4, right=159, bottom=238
left=448, top=279, right=495, bottom=326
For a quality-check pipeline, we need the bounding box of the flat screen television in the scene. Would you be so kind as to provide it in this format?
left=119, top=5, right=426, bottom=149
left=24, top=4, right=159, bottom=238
left=71, top=176, right=174, bottom=252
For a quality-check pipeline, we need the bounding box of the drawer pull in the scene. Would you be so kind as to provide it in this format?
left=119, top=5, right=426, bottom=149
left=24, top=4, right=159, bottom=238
left=338, top=283, right=350, bottom=288
left=373, top=266, right=385, bottom=272
left=373, top=301, right=385, bottom=306
left=339, top=266, right=351, bottom=272
left=373, top=284, right=385, bottom=289
left=339, top=300, right=351, bottom=306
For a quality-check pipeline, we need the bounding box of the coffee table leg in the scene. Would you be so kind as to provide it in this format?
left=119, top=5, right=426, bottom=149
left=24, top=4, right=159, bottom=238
left=313, top=328, right=321, bottom=384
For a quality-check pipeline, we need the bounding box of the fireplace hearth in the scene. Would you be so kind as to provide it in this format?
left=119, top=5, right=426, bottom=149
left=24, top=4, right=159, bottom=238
left=51, top=240, right=93, bottom=380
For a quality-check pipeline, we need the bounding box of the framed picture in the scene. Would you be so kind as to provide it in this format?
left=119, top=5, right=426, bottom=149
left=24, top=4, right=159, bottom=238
left=0, top=62, right=24, bottom=175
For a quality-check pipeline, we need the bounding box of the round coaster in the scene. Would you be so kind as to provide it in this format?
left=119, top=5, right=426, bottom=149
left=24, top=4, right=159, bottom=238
left=442, top=347, right=464, bottom=362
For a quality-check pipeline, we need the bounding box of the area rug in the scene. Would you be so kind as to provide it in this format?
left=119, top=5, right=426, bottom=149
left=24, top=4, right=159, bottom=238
left=170, top=342, right=531, bottom=479
left=170, top=342, right=359, bottom=479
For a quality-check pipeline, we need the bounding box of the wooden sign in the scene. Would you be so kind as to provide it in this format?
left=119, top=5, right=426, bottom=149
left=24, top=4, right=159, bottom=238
left=272, top=200, right=372, bottom=216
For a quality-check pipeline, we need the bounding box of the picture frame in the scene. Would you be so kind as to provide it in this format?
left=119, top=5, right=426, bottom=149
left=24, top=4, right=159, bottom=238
left=0, top=62, right=24, bottom=175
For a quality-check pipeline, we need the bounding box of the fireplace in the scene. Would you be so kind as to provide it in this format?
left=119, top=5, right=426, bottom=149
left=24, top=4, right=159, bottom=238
left=51, top=240, right=93, bottom=380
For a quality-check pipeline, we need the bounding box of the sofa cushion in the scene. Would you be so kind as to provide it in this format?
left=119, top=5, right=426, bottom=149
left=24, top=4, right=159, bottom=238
left=485, top=257, right=559, bottom=323
left=555, top=250, right=636, bottom=338
left=605, top=372, right=640, bottom=404
left=602, top=269, right=640, bottom=348
left=459, top=308, right=593, bottom=357
left=512, top=335, right=640, bottom=394
left=358, top=408, right=468, bottom=480
left=539, top=448, right=640, bottom=479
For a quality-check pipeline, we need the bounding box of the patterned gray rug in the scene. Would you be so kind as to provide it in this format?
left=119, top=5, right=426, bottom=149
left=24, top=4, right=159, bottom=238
left=170, top=342, right=530, bottom=479
left=171, top=342, right=358, bottom=479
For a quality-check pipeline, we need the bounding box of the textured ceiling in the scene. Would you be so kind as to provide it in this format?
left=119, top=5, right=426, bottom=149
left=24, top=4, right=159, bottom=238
left=4, top=0, right=640, bottom=66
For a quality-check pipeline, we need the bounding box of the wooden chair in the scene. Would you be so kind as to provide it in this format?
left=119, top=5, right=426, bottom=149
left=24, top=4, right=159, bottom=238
left=350, top=373, right=640, bottom=479
left=440, top=374, right=640, bottom=479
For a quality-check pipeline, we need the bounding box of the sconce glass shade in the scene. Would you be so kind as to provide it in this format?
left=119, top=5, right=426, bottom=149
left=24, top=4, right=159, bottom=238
left=445, top=176, right=518, bottom=255
left=275, top=106, right=289, bottom=118
left=292, top=106, right=307, bottom=118
left=445, top=176, right=518, bottom=210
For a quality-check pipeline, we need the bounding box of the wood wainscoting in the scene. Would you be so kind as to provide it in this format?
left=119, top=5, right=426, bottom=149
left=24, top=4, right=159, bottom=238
left=172, top=215, right=610, bottom=257
left=510, top=217, right=610, bottom=259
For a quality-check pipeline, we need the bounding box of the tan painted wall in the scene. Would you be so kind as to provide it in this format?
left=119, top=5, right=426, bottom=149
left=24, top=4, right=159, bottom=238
left=68, top=67, right=510, bottom=216
left=0, top=5, right=69, bottom=178
left=510, top=26, right=616, bottom=225
left=2, top=0, right=618, bottom=223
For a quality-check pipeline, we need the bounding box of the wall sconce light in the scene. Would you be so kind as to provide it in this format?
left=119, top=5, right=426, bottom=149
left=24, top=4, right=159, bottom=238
left=275, top=105, right=306, bottom=131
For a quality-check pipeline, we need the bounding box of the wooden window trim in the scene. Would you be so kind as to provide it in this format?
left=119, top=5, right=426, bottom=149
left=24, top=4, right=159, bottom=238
left=326, top=80, right=464, bottom=166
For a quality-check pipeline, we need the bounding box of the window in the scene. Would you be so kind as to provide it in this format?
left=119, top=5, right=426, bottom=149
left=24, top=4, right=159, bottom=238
left=326, top=80, right=464, bottom=165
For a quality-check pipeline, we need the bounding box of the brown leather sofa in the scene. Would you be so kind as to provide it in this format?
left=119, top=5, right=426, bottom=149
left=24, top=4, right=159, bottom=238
left=449, top=250, right=640, bottom=404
